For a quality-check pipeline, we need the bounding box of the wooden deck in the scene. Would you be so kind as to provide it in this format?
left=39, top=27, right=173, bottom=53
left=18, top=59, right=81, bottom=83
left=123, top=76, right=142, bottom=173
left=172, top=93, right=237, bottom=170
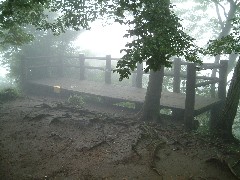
left=27, top=78, right=222, bottom=116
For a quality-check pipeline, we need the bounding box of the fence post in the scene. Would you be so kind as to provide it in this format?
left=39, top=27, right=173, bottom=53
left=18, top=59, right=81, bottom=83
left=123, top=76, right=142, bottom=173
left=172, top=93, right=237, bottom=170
left=173, top=58, right=181, bottom=93
left=136, top=62, right=143, bottom=88
left=105, top=55, right=111, bottom=84
left=79, top=54, right=85, bottom=80
left=210, top=60, right=228, bottom=130
left=131, top=72, right=137, bottom=87
left=172, top=58, right=184, bottom=121
left=218, top=60, right=228, bottom=100
left=184, top=63, right=196, bottom=131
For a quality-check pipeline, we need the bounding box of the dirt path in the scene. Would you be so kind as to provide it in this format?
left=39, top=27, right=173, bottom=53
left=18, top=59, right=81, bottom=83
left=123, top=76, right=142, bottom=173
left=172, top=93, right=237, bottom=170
left=0, top=96, right=239, bottom=180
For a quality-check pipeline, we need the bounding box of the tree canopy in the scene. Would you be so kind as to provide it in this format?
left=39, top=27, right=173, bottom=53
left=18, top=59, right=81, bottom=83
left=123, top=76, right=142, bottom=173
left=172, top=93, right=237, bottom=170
left=0, top=0, right=202, bottom=77
left=207, top=16, right=240, bottom=55
left=113, top=0, right=202, bottom=80
left=0, top=0, right=108, bottom=47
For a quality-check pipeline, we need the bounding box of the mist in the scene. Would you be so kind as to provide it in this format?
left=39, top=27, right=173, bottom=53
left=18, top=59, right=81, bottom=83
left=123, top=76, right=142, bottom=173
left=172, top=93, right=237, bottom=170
left=0, top=0, right=240, bottom=179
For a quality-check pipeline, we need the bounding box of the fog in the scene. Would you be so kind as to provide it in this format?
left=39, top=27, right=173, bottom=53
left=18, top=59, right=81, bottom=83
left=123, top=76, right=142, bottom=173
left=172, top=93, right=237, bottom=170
left=0, top=66, right=7, bottom=77
left=0, top=0, right=238, bottom=141
left=74, top=21, right=129, bottom=57
left=0, top=1, right=240, bottom=179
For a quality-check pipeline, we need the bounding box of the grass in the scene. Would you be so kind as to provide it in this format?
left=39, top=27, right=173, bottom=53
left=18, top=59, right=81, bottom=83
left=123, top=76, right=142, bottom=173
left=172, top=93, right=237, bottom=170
left=114, top=101, right=135, bottom=109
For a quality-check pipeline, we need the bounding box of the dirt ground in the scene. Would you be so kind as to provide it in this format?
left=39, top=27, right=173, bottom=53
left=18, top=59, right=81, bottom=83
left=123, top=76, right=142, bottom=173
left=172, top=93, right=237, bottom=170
left=0, top=96, right=240, bottom=180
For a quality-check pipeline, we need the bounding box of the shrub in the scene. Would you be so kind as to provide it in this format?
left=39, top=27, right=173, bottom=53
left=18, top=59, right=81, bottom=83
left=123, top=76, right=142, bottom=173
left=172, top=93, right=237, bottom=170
left=67, top=94, right=85, bottom=107
left=0, top=88, right=19, bottom=102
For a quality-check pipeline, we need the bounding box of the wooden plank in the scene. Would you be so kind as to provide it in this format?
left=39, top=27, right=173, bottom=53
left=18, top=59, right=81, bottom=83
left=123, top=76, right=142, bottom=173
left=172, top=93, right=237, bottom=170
left=199, top=63, right=221, bottom=70
left=195, top=79, right=220, bottom=87
left=172, top=58, right=183, bottom=121
left=79, top=54, right=85, bottom=80
left=105, top=55, right=111, bottom=84
left=27, top=78, right=221, bottom=114
left=184, top=63, right=196, bottom=130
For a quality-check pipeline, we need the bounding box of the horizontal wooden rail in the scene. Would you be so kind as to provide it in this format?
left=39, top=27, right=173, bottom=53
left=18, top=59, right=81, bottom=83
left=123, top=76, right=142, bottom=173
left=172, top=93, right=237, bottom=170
left=195, top=79, right=220, bottom=88
left=25, top=56, right=225, bottom=91
left=196, top=76, right=219, bottom=81
left=199, top=63, right=221, bottom=70
left=85, top=66, right=105, bottom=71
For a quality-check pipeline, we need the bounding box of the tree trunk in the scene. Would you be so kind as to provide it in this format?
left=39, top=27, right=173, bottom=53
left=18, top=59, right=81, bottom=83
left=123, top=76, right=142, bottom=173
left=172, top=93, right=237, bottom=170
left=141, top=67, right=164, bottom=121
left=228, top=53, right=238, bottom=74
left=216, top=58, right=240, bottom=139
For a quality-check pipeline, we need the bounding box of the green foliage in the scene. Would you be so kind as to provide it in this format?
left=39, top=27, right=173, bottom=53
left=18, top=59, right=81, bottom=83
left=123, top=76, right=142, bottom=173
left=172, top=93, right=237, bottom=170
left=0, top=0, right=111, bottom=48
left=0, top=88, right=19, bottom=102
left=0, top=0, right=48, bottom=47
left=160, top=108, right=172, bottom=115
left=1, top=0, right=204, bottom=82
left=114, top=101, right=135, bottom=109
left=67, top=94, right=85, bottom=107
left=196, top=112, right=210, bottom=135
left=1, top=24, right=82, bottom=81
left=0, top=76, right=16, bottom=89
left=113, top=0, right=202, bottom=80
left=207, top=16, right=240, bottom=55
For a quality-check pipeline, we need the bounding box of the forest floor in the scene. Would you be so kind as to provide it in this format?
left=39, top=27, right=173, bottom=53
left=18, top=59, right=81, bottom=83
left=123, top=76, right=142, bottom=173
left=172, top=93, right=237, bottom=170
left=0, top=95, right=240, bottom=180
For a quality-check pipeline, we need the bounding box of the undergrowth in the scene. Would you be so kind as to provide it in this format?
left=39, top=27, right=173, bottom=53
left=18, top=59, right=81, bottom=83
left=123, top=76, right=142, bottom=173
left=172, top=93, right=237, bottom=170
left=0, top=88, right=19, bottom=103
left=67, top=94, right=85, bottom=107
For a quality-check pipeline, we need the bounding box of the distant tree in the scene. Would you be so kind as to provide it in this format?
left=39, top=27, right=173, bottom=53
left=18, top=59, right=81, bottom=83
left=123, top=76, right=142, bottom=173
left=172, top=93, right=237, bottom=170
left=0, top=0, right=47, bottom=47
left=207, top=16, right=240, bottom=139
left=173, top=0, right=239, bottom=72
left=1, top=7, right=83, bottom=81
left=0, top=0, right=104, bottom=48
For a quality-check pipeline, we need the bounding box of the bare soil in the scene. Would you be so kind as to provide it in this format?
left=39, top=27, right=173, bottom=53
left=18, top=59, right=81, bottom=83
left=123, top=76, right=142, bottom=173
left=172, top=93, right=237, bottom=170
left=0, top=96, right=240, bottom=180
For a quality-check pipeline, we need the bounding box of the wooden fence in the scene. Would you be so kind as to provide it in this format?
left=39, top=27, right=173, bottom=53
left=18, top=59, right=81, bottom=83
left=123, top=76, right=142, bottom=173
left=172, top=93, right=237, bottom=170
left=21, top=54, right=228, bottom=125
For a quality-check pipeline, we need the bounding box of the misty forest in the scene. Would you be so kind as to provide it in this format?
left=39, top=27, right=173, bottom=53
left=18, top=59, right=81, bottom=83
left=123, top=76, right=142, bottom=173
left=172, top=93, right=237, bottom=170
left=0, top=0, right=240, bottom=179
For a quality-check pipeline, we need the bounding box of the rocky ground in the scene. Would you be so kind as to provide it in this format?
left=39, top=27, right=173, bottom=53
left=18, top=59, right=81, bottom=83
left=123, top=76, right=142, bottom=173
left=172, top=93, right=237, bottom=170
left=0, top=95, right=240, bottom=180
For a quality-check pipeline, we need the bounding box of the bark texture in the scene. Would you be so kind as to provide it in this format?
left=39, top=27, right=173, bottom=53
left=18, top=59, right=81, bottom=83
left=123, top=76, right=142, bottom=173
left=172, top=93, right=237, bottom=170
left=141, top=67, right=164, bottom=121
left=218, top=58, right=240, bottom=138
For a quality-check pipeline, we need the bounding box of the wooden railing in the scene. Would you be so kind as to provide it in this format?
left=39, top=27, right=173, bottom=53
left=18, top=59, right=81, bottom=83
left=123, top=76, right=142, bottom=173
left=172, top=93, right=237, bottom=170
left=22, top=54, right=228, bottom=96
left=21, top=55, right=228, bottom=123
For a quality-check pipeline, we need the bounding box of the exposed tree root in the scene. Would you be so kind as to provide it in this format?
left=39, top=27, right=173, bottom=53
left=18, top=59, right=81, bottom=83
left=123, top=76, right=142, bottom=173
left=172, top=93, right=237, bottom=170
left=24, top=113, right=52, bottom=121
left=151, top=167, right=163, bottom=177
left=149, top=140, right=166, bottom=176
left=34, top=103, right=52, bottom=109
left=206, top=157, right=240, bottom=179
left=131, top=133, right=143, bottom=159
left=88, top=140, right=108, bottom=151
left=130, top=123, right=166, bottom=176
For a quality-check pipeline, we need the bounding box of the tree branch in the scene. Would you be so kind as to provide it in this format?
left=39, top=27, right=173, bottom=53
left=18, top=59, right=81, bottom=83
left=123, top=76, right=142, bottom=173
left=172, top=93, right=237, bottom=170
left=214, top=1, right=224, bottom=29
left=235, top=0, right=240, bottom=6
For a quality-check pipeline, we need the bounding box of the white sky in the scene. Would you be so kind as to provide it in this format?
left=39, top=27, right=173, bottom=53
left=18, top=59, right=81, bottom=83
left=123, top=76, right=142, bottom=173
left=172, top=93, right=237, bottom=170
left=0, top=66, right=7, bottom=77
left=74, top=21, right=130, bottom=57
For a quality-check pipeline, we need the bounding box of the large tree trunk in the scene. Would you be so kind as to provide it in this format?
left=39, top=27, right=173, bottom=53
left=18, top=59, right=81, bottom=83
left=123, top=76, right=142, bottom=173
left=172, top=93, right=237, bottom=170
left=141, top=67, right=164, bottom=121
left=228, top=53, right=239, bottom=74
left=216, top=58, right=240, bottom=139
